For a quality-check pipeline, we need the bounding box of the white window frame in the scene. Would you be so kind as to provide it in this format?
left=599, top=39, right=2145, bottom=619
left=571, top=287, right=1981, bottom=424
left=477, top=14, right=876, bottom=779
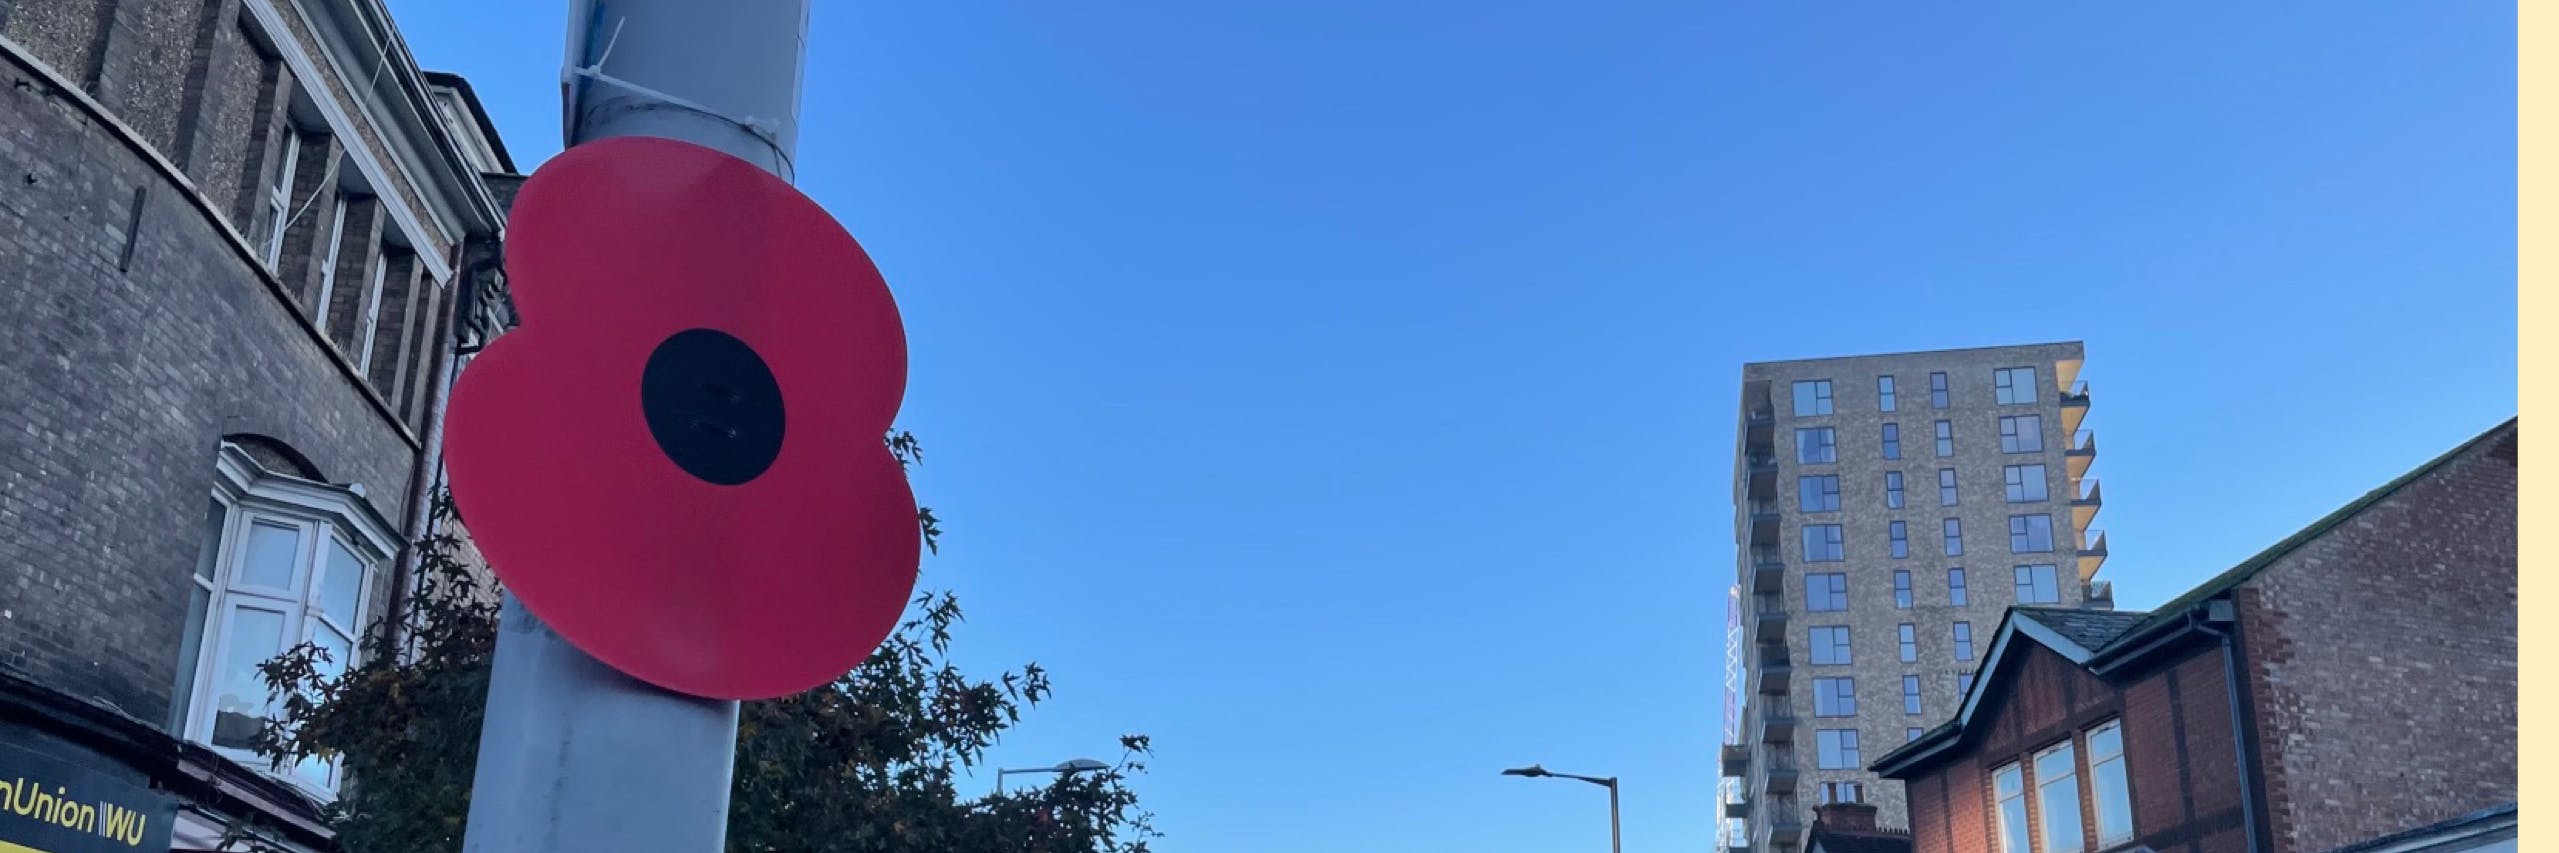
left=355, top=258, right=390, bottom=373
left=2035, top=740, right=2086, bottom=853
left=262, top=132, right=301, bottom=268
left=2089, top=720, right=2135, bottom=847
left=1994, top=762, right=2031, bottom=853
left=182, top=443, right=398, bottom=797
left=313, top=196, right=348, bottom=334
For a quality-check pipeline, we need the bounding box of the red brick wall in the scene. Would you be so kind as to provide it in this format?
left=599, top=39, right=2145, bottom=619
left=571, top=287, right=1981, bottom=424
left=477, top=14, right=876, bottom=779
left=2236, top=425, right=2518, bottom=853
left=1908, top=773, right=1948, bottom=853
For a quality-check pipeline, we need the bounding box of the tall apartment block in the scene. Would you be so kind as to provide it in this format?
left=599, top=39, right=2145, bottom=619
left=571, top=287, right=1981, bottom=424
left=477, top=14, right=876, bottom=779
left=1716, top=342, right=2111, bottom=852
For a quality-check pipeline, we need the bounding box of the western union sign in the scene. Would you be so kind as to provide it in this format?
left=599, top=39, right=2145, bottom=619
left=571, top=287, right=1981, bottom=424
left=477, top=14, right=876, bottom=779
left=0, top=743, right=173, bottom=853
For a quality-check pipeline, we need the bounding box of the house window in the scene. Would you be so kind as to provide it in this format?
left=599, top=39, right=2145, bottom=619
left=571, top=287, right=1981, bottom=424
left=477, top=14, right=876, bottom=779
left=1885, top=471, right=1906, bottom=508
left=1908, top=727, right=1925, bottom=743
left=2004, top=464, right=2049, bottom=502
left=1816, top=729, right=1861, bottom=769
left=1995, top=367, right=2039, bottom=405
left=1882, top=423, right=1903, bottom=460
left=2000, top=414, right=2044, bottom=453
left=1939, top=468, right=1959, bottom=506
left=1806, top=572, right=1848, bottom=611
left=1820, top=781, right=1866, bottom=805
left=262, top=133, right=301, bottom=267
left=1794, top=380, right=1834, bottom=416
left=1810, top=626, right=1852, bottom=665
left=1898, top=623, right=1918, bottom=662
left=1930, top=372, right=1949, bottom=409
left=2035, top=740, right=2086, bottom=853
left=2015, top=564, right=2061, bottom=604
left=1889, top=521, right=1910, bottom=559
left=1902, top=675, right=1922, bottom=715
left=1948, top=567, right=1970, bottom=606
left=1953, top=622, right=1976, bottom=661
left=1797, top=427, right=1838, bottom=464
left=1893, top=571, right=1913, bottom=608
left=1804, top=525, right=1846, bottom=563
left=181, top=443, right=394, bottom=794
left=1800, top=475, right=1841, bottom=512
left=1813, top=677, right=1857, bottom=716
left=1994, top=763, right=2031, bottom=853
left=1877, top=376, right=1897, bottom=412
left=313, top=198, right=349, bottom=334
left=1943, top=518, right=1964, bottom=556
left=2089, top=721, right=2135, bottom=846
left=2010, top=515, right=2056, bottom=553
left=1934, top=420, right=1955, bottom=457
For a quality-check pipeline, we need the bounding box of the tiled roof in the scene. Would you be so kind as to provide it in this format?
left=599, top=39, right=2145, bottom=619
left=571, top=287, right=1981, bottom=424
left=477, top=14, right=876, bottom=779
left=2087, top=418, right=2516, bottom=660
left=2011, top=607, right=2149, bottom=653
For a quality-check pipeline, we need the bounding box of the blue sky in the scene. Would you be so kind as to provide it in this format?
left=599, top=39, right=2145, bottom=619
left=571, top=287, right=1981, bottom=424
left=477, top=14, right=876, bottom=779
left=388, top=2, right=2515, bottom=850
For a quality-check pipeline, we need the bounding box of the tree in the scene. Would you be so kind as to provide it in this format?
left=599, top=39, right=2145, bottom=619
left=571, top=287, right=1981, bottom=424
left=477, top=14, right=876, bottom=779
left=254, top=434, right=1156, bottom=852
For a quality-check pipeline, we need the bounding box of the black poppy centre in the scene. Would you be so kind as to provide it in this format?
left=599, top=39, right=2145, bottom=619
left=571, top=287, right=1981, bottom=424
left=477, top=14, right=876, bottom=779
left=641, top=328, right=785, bottom=485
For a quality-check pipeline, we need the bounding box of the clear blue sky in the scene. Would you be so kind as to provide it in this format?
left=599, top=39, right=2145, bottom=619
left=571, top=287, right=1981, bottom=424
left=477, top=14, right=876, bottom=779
left=388, top=2, right=2514, bottom=850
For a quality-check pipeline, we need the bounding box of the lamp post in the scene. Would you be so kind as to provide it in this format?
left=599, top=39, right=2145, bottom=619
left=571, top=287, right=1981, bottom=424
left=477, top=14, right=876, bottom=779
left=996, top=758, right=1110, bottom=794
left=1503, top=764, right=1621, bottom=853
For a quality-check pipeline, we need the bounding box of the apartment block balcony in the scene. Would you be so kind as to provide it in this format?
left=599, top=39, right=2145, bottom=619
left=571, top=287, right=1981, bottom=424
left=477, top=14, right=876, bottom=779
left=1726, top=793, right=1751, bottom=819
left=1750, top=547, right=1784, bottom=596
left=1747, top=402, right=1776, bottom=446
left=1749, top=499, right=1781, bottom=546
left=1753, top=593, right=1789, bottom=642
left=1766, top=794, right=1806, bottom=839
left=1762, top=749, right=1799, bottom=795
left=2071, top=477, right=2104, bottom=529
left=2061, top=379, right=2091, bottom=435
left=1746, top=450, right=1779, bottom=499
left=1722, top=742, right=1752, bottom=777
left=1756, top=697, right=1797, bottom=743
left=2079, top=528, right=2109, bottom=580
left=2083, top=580, right=2116, bottom=610
left=1756, top=643, right=1792, bottom=694
left=2066, top=429, right=2098, bottom=480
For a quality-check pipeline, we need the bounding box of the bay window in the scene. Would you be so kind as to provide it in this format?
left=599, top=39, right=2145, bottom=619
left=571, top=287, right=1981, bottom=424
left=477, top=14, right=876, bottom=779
left=176, top=443, right=397, bottom=794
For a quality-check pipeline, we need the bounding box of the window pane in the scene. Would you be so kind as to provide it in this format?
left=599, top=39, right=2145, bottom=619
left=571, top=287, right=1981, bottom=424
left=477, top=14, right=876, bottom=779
left=1908, top=727, right=1925, bottom=743
left=1902, top=675, right=1921, bottom=714
left=2010, top=515, right=2055, bottom=553
left=2091, top=723, right=2134, bottom=844
left=2005, top=464, right=2049, bottom=502
left=239, top=521, right=303, bottom=588
left=1797, top=428, right=1837, bottom=464
left=2001, top=415, right=2045, bottom=453
left=1940, top=469, right=1959, bottom=506
left=169, top=582, right=213, bottom=733
left=1878, top=376, right=1897, bottom=412
left=1795, top=380, right=1833, bottom=416
left=1815, top=678, right=1856, bottom=716
left=1954, top=622, right=1976, bottom=660
left=1817, top=730, right=1861, bottom=768
left=1995, top=765, right=2031, bottom=853
left=1898, top=623, right=1917, bottom=662
left=1944, top=519, right=1963, bottom=556
left=1808, top=573, right=1848, bottom=611
left=1948, top=568, right=1969, bottom=605
left=194, top=499, right=227, bottom=582
left=211, top=607, right=287, bottom=750
left=1894, top=571, right=1913, bottom=608
left=1882, top=423, right=1901, bottom=459
left=2037, top=743, right=2086, bottom=853
left=1934, top=420, right=1954, bottom=456
left=1886, top=472, right=1905, bottom=508
left=319, top=539, right=366, bottom=626
left=1930, top=372, right=1949, bottom=409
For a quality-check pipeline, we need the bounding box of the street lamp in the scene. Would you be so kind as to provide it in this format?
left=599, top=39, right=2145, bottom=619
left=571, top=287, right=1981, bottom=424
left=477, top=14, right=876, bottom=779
left=1502, top=764, right=1621, bottom=853
left=996, top=758, right=1110, bottom=794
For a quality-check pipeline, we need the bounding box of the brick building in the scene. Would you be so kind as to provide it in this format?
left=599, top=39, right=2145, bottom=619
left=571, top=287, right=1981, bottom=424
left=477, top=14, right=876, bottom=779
left=1722, top=342, right=2113, bottom=851
left=1869, top=419, right=2517, bottom=853
left=0, top=0, right=514, bottom=849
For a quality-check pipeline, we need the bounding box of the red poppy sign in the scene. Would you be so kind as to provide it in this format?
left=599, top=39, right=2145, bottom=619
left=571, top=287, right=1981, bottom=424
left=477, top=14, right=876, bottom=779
left=443, top=136, right=920, bottom=700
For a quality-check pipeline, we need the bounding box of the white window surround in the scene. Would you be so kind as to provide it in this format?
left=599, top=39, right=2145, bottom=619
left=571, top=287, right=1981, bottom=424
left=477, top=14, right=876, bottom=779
left=262, top=133, right=301, bottom=268
left=355, top=259, right=389, bottom=373
left=181, top=443, right=399, bottom=798
left=313, top=196, right=349, bottom=333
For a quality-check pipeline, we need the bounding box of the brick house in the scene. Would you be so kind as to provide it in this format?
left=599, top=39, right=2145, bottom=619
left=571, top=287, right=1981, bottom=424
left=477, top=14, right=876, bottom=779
left=1869, top=419, right=2516, bottom=853
left=0, top=0, right=516, bottom=849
